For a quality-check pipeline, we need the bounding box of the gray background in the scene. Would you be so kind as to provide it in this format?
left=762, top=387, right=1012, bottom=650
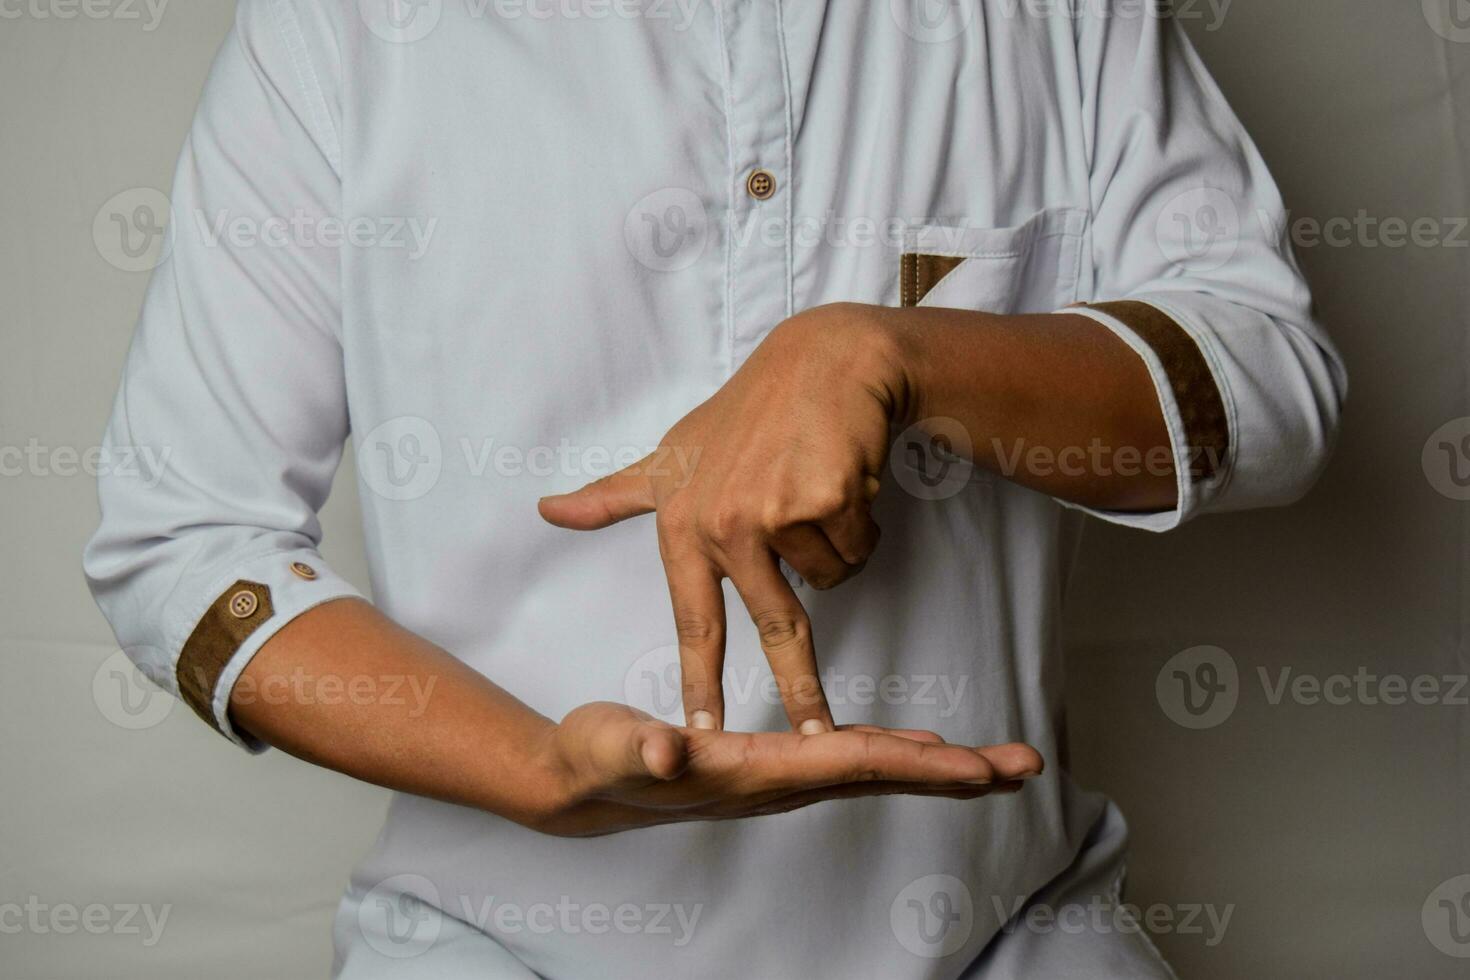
left=2, top=1, right=1466, bottom=977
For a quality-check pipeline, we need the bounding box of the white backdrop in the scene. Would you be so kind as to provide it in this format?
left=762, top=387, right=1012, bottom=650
left=2, top=2, right=1467, bottom=977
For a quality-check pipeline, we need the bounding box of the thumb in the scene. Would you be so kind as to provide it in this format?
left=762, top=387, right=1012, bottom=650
left=631, top=723, right=689, bottom=781
left=538, top=456, right=658, bottom=530
left=587, top=711, right=688, bottom=785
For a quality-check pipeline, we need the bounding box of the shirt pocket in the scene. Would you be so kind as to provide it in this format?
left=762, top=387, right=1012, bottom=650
left=888, top=207, right=1088, bottom=494
left=900, top=207, right=1087, bottom=314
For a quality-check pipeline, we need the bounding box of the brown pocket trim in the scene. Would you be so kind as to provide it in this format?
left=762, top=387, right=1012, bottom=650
left=177, top=580, right=274, bottom=735
left=1084, top=301, right=1229, bottom=483
left=900, top=253, right=967, bottom=307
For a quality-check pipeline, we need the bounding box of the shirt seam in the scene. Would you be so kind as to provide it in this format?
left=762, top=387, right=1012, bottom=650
left=266, top=0, right=343, bottom=173
left=775, top=0, right=795, bottom=320
left=713, top=1, right=737, bottom=376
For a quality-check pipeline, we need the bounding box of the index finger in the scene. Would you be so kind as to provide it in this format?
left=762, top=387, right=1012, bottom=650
left=727, top=729, right=1032, bottom=793
left=658, top=539, right=728, bottom=731
left=725, top=551, right=834, bottom=734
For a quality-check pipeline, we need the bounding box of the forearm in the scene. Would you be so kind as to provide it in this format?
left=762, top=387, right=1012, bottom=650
left=871, top=305, right=1176, bottom=512
left=229, top=598, right=565, bottom=828
left=226, top=598, right=1038, bottom=839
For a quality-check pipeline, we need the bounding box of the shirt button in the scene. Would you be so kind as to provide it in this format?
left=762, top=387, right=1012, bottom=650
left=228, top=590, right=259, bottom=619
left=290, top=561, right=318, bottom=581
left=746, top=169, right=777, bottom=201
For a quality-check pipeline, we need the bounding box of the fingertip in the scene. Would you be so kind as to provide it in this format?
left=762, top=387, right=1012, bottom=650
left=689, top=709, right=720, bottom=731
left=981, top=743, right=1045, bottom=780
left=1012, top=745, right=1044, bottom=776
left=537, top=493, right=573, bottom=528
left=538, top=490, right=608, bottom=532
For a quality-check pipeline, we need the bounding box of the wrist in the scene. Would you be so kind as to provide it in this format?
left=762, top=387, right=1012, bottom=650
left=462, top=713, right=573, bottom=831
left=795, top=302, right=918, bottom=424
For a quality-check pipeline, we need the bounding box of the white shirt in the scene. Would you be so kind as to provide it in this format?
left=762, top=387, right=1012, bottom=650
left=84, top=1, right=1345, bottom=976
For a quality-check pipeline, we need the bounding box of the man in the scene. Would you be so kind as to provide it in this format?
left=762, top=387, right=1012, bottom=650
left=84, top=1, right=1345, bottom=976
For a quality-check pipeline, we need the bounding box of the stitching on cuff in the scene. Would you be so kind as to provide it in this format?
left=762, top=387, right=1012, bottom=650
left=1083, top=300, right=1230, bottom=483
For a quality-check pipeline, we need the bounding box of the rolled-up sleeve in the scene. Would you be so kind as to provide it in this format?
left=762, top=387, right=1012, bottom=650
left=82, top=0, right=362, bottom=750
left=1064, top=3, right=1348, bottom=531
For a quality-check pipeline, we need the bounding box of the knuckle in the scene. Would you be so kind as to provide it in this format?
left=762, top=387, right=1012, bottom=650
left=701, top=505, right=747, bottom=547
left=759, top=499, right=789, bottom=535
left=783, top=672, right=826, bottom=708
left=807, top=564, right=850, bottom=591
left=848, top=732, right=880, bottom=781
left=809, top=484, right=849, bottom=518
left=753, top=611, right=810, bottom=651
left=674, top=612, right=719, bottom=645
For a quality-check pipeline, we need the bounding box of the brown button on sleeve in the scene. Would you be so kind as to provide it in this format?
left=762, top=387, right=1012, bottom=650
left=176, top=580, right=274, bottom=735
left=1083, top=300, right=1230, bottom=483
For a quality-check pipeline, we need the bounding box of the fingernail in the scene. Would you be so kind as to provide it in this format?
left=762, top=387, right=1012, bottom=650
left=799, top=719, right=830, bottom=736
left=1014, top=770, right=1042, bottom=780
left=965, top=777, right=993, bottom=786
left=690, top=710, right=717, bottom=731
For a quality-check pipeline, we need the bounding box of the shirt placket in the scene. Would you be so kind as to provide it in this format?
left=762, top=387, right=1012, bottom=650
left=717, top=0, right=795, bottom=369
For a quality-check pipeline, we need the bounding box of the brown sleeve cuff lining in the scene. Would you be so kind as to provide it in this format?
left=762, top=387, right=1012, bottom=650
left=900, top=253, right=966, bottom=307
left=1083, top=300, right=1230, bottom=483
left=177, top=580, right=274, bottom=735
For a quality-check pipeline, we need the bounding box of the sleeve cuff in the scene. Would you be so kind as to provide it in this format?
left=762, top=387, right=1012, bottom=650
left=1060, top=299, right=1232, bottom=532
left=172, top=547, right=365, bottom=751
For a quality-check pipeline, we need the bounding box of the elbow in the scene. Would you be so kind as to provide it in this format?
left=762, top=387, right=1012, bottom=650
left=1223, top=329, right=1347, bottom=513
